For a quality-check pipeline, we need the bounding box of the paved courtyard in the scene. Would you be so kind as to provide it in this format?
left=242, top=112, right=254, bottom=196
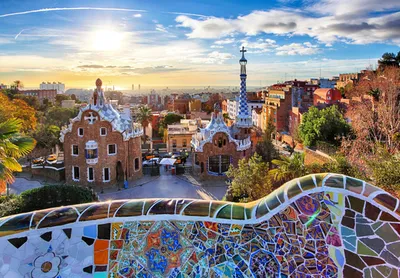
left=9, top=170, right=228, bottom=202
left=98, top=173, right=228, bottom=201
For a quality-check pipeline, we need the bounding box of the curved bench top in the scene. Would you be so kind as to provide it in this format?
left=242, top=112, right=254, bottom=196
left=0, top=173, right=398, bottom=238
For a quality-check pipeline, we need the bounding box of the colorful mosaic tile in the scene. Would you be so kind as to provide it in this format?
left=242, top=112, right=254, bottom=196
left=0, top=174, right=399, bottom=277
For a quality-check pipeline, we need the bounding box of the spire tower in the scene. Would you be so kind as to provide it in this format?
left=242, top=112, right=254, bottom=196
left=236, top=46, right=252, bottom=128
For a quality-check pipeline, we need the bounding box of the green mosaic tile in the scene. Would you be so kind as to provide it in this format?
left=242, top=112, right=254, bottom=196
left=79, top=203, right=110, bottom=221
left=324, top=174, right=344, bottom=189
left=38, top=207, right=79, bottom=229
left=287, top=180, right=302, bottom=199
left=182, top=201, right=210, bottom=217
left=216, top=204, right=232, bottom=219
left=115, top=201, right=144, bottom=217
left=231, top=205, right=245, bottom=220
left=298, top=175, right=316, bottom=191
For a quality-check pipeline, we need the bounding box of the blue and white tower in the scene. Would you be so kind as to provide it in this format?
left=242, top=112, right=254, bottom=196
left=236, top=46, right=252, bottom=128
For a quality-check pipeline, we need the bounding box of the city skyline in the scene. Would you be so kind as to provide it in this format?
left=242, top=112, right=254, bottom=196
left=0, top=0, right=399, bottom=89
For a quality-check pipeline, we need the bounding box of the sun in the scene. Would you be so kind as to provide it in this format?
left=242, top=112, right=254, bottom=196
left=90, top=29, right=124, bottom=52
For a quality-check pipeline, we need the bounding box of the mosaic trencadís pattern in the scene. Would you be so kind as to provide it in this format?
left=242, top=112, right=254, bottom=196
left=0, top=173, right=399, bottom=277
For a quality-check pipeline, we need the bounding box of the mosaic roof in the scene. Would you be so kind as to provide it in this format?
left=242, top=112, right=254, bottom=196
left=0, top=173, right=399, bottom=277
left=191, top=111, right=251, bottom=152
left=60, top=79, right=143, bottom=142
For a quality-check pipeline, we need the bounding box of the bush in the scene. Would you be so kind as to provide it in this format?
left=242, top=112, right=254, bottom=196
left=0, top=185, right=97, bottom=217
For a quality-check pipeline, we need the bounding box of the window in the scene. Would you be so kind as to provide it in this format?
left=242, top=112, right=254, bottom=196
left=182, top=139, right=187, bottom=147
left=218, top=137, right=223, bottom=148
left=100, top=127, right=107, bottom=136
left=78, top=128, right=84, bottom=137
left=72, top=145, right=79, bottom=156
left=134, top=158, right=140, bottom=171
left=85, top=149, right=97, bottom=159
left=108, top=144, right=117, bottom=155
left=103, top=168, right=110, bottom=182
left=208, top=155, right=231, bottom=175
left=72, top=166, right=80, bottom=181
left=172, top=140, right=177, bottom=148
left=88, top=168, right=94, bottom=182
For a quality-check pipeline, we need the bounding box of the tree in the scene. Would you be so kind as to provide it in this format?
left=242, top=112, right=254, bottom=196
left=299, top=105, right=350, bottom=147
left=55, top=94, right=70, bottom=106
left=255, top=118, right=278, bottom=163
left=33, top=124, right=60, bottom=149
left=342, top=67, right=400, bottom=172
left=378, top=52, right=400, bottom=69
left=46, top=106, right=79, bottom=127
left=269, top=152, right=307, bottom=183
left=136, top=105, right=153, bottom=143
left=160, top=113, right=184, bottom=128
left=225, top=153, right=273, bottom=202
left=0, top=93, right=37, bottom=133
left=0, top=118, right=36, bottom=194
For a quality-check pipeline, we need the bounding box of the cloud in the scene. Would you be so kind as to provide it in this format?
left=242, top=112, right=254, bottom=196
left=310, top=0, right=400, bottom=17
left=175, top=6, right=400, bottom=45
left=0, top=7, right=146, bottom=18
left=0, top=37, right=14, bottom=44
left=240, top=38, right=278, bottom=53
left=214, top=38, right=235, bottom=45
left=189, top=51, right=234, bottom=64
left=275, top=42, right=319, bottom=56
left=211, top=45, right=224, bottom=49
left=155, top=24, right=168, bottom=33
left=133, top=13, right=142, bottom=18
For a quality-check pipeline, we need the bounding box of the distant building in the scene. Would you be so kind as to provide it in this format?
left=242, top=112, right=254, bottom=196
left=252, top=108, right=262, bottom=129
left=0, top=83, right=7, bottom=90
left=60, top=78, right=143, bottom=187
left=20, top=89, right=57, bottom=103
left=172, top=98, right=189, bottom=114
left=264, top=88, right=292, bottom=132
left=227, top=97, right=263, bottom=120
left=40, top=82, right=65, bottom=93
left=166, top=119, right=208, bottom=153
left=61, top=100, right=76, bottom=109
left=189, top=99, right=202, bottom=112
left=313, top=88, right=342, bottom=106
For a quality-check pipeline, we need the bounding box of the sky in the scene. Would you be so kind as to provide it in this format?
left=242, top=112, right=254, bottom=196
left=0, top=0, right=399, bottom=90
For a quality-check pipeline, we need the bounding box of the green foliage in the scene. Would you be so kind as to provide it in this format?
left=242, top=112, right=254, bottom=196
left=0, top=185, right=97, bottom=217
left=225, top=153, right=273, bottom=202
left=33, top=124, right=61, bottom=149
left=160, top=113, right=184, bottom=128
left=256, top=118, right=278, bottom=163
left=270, top=152, right=307, bottom=183
left=46, top=106, right=79, bottom=127
left=0, top=118, right=36, bottom=192
left=366, top=147, right=400, bottom=194
left=299, top=105, right=350, bottom=147
left=322, top=155, right=367, bottom=180
left=378, top=51, right=400, bottom=68
left=55, top=94, right=71, bottom=106
left=13, top=94, right=40, bottom=110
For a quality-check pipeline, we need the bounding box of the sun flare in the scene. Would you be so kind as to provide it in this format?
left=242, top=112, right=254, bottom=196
left=90, top=29, right=124, bottom=52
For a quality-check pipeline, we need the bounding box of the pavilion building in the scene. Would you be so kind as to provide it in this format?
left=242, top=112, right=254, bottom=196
left=60, top=78, right=143, bottom=187
left=191, top=47, right=252, bottom=177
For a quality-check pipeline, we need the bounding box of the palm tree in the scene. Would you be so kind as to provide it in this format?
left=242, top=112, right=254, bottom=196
left=0, top=118, right=36, bottom=194
left=269, top=152, right=306, bottom=183
left=136, top=105, right=153, bottom=143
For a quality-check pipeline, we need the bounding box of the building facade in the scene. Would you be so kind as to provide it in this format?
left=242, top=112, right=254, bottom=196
left=60, top=78, right=143, bottom=187
left=166, top=119, right=208, bottom=153
left=21, top=89, right=58, bottom=103
left=313, top=88, right=342, bottom=106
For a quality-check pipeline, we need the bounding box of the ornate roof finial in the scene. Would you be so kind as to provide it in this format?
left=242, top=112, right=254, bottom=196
left=96, top=78, right=102, bottom=89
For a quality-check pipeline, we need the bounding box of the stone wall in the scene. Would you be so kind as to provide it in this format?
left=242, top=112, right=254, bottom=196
left=0, top=174, right=399, bottom=277
left=304, top=147, right=335, bottom=166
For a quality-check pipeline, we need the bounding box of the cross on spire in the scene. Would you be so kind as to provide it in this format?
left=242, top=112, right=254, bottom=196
left=240, top=46, right=247, bottom=54
left=84, top=112, right=98, bottom=125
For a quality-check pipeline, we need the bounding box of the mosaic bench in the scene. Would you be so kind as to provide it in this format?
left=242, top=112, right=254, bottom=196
left=0, top=173, right=399, bottom=277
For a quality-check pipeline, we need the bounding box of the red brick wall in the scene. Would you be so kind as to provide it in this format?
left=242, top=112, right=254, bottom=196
left=64, top=109, right=142, bottom=187
left=194, top=132, right=250, bottom=178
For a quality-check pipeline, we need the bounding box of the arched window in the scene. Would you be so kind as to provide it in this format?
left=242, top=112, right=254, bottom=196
left=218, top=137, right=223, bottom=148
